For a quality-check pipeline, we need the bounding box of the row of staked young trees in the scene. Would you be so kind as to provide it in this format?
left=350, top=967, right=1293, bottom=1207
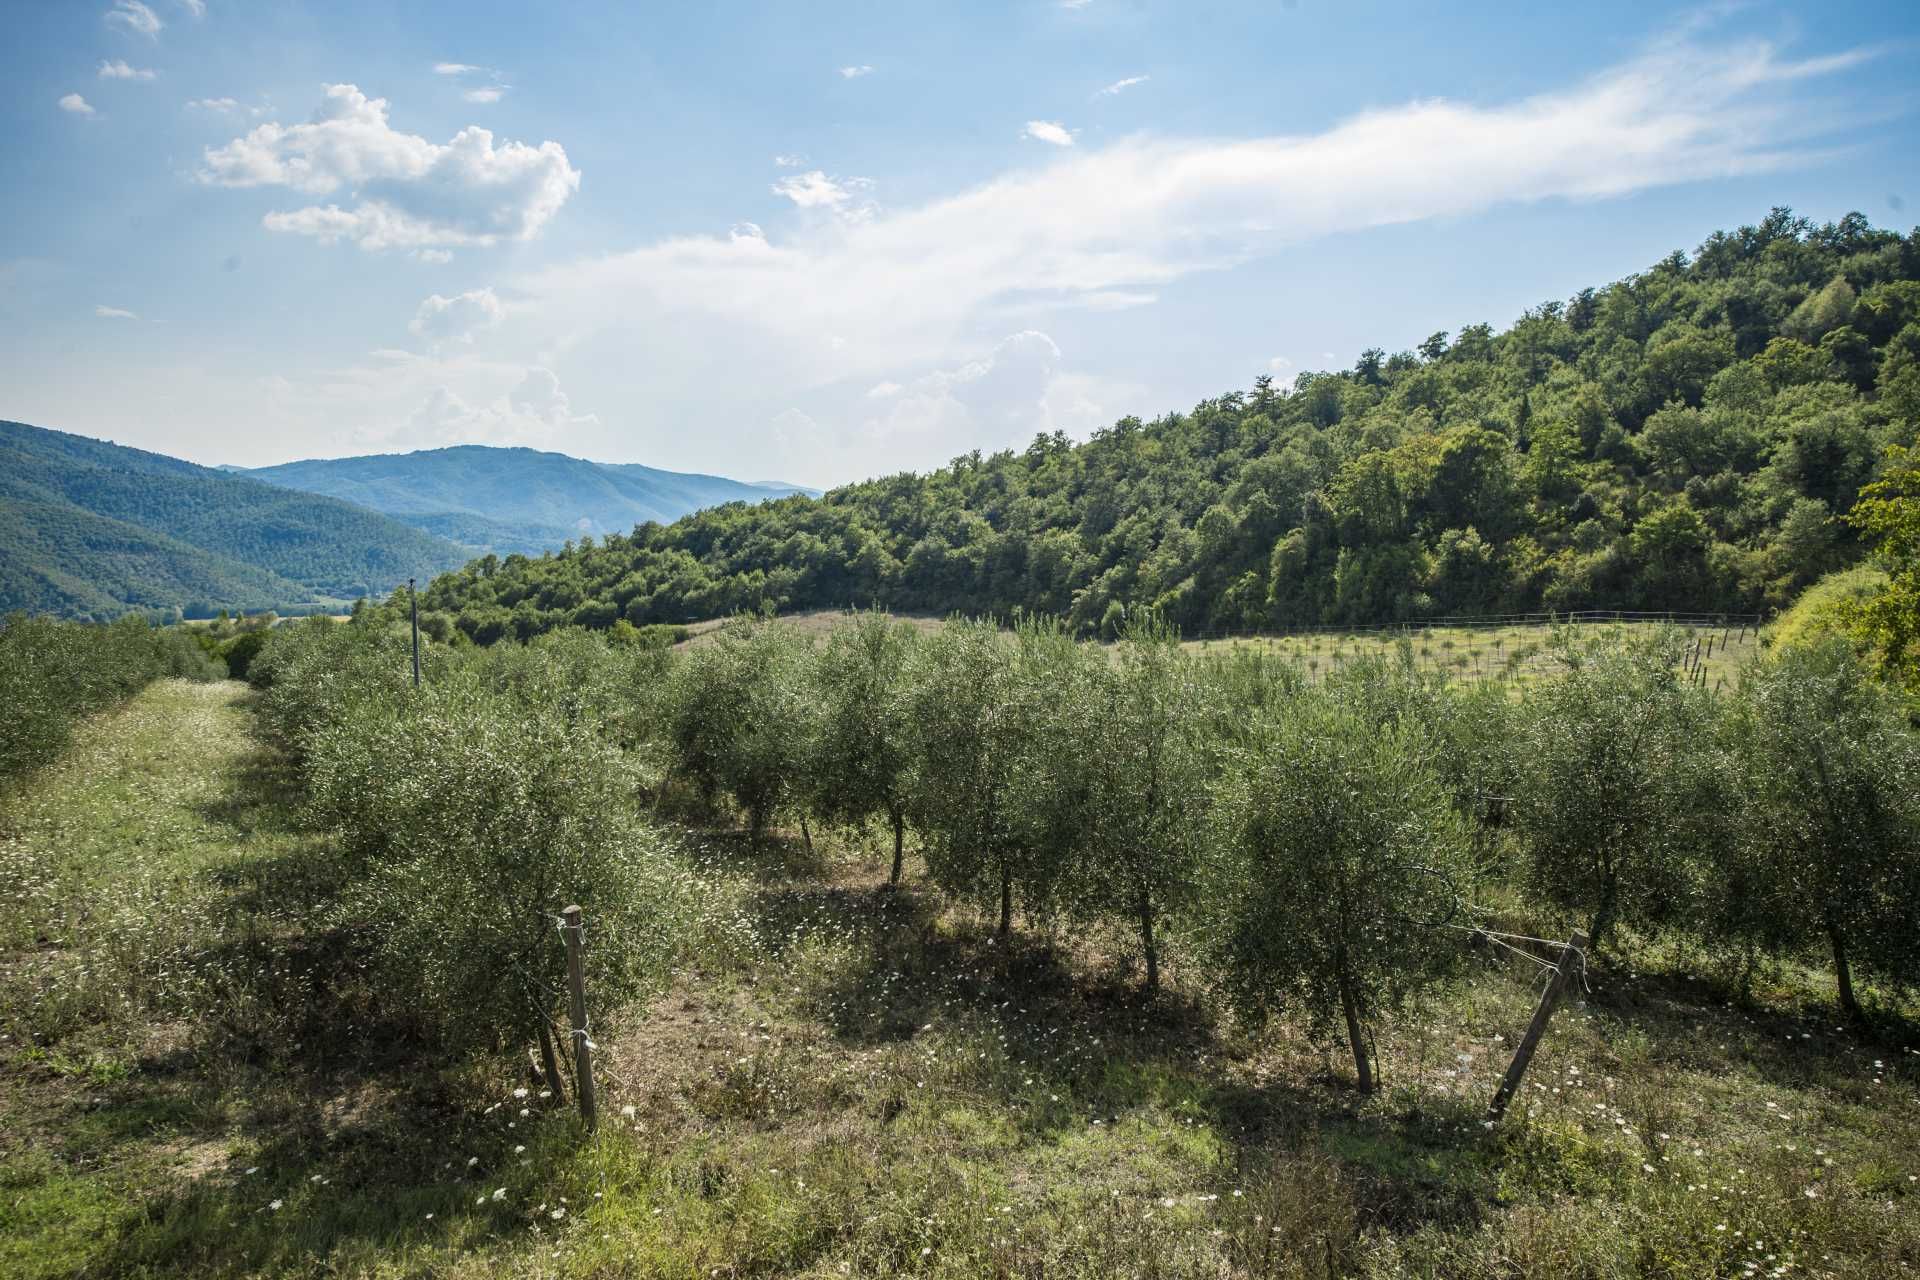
left=657, top=612, right=1920, bottom=1090
left=241, top=605, right=1920, bottom=1095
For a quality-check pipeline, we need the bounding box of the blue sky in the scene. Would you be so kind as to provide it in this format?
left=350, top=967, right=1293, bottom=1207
left=3, top=1, right=1916, bottom=489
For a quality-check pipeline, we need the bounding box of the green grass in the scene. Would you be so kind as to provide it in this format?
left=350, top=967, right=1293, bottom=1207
left=1183, top=619, right=1763, bottom=689
left=2, top=681, right=1916, bottom=1277
left=682, top=609, right=1764, bottom=690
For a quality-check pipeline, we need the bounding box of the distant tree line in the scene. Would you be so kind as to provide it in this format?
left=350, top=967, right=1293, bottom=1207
left=420, top=210, right=1920, bottom=645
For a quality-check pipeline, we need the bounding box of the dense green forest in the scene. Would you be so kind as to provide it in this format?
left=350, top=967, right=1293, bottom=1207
left=422, top=210, right=1920, bottom=643
left=0, top=421, right=471, bottom=618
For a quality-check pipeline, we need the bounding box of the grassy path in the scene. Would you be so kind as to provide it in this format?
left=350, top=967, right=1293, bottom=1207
left=0, top=680, right=297, bottom=1276
left=0, top=680, right=522, bottom=1278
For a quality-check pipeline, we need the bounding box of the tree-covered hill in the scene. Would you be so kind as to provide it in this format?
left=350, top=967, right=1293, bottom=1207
left=0, top=421, right=471, bottom=618
left=422, top=210, right=1920, bottom=643
left=241, top=445, right=819, bottom=558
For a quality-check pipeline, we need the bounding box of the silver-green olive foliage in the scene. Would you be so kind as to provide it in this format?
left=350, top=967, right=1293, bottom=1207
left=1714, top=635, right=1920, bottom=1018
left=1201, top=692, right=1468, bottom=1091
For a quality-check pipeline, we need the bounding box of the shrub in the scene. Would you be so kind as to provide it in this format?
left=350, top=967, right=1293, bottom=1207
left=1064, top=616, right=1216, bottom=990
left=1200, top=691, right=1469, bottom=1094
left=0, top=614, right=220, bottom=784
left=1710, top=636, right=1920, bottom=1018
left=907, top=617, right=1079, bottom=938
left=803, top=611, right=920, bottom=883
left=307, top=681, right=686, bottom=1055
left=661, top=619, right=815, bottom=837
left=1508, top=628, right=1718, bottom=948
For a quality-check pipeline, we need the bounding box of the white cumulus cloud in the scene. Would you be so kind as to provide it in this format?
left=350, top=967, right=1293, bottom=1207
left=98, top=59, right=157, bottom=80
left=106, top=0, right=161, bottom=36
left=200, top=84, right=580, bottom=251
left=405, top=367, right=596, bottom=448
left=1023, top=120, right=1074, bottom=146
left=59, top=94, right=97, bottom=116
left=410, top=287, right=506, bottom=343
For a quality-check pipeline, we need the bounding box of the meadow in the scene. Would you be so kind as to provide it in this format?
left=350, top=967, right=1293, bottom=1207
left=0, top=608, right=1915, bottom=1279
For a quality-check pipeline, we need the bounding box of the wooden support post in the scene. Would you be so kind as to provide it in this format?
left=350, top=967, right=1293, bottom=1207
left=537, top=1017, right=567, bottom=1104
left=1487, top=930, right=1588, bottom=1122
left=561, top=905, right=598, bottom=1133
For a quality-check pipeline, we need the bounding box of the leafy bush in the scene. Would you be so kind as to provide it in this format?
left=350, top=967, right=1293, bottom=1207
left=803, top=611, right=921, bottom=883
left=907, top=617, right=1081, bottom=937
left=305, top=680, right=687, bottom=1054
left=1710, top=636, right=1920, bottom=1017
left=1199, top=691, right=1469, bottom=1093
left=1508, top=628, right=1719, bottom=947
left=661, top=619, right=815, bottom=836
left=0, top=613, right=220, bottom=784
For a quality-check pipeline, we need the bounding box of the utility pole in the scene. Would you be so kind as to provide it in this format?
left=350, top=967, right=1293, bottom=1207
left=409, top=577, right=421, bottom=689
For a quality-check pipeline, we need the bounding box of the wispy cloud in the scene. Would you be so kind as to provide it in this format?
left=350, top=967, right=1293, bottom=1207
left=187, top=96, right=240, bottom=112
left=510, top=31, right=1873, bottom=460
left=463, top=87, right=507, bottom=104
left=771, top=170, right=876, bottom=222
left=839, top=65, right=874, bottom=79
left=105, top=0, right=162, bottom=37
left=98, top=59, right=157, bottom=80
left=1096, top=74, right=1148, bottom=97
left=1023, top=120, right=1074, bottom=146
left=773, top=153, right=806, bottom=168
left=59, top=93, right=97, bottom=116
left=95, top=304, right=139, bottom=319
left=179, top=0, right=205, bottom=18
left=434, top=62, right=486, bottom=76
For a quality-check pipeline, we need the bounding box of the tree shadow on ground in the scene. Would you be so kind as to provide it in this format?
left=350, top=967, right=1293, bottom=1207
left=732, top=869, right=1502, bottom=1242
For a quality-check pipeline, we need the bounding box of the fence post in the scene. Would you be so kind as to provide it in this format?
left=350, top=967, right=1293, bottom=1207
left=1487, top=930, right=1589, bottom=1121
left=561, top=905, right=598, bottom=1133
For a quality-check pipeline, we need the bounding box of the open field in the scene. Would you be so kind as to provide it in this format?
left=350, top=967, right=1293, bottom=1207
left=1, top=678, right=1916, bottom=1278
left=682, top=609, right=1766, bottom=688
left=1182, top=619, right=1764, bottom=688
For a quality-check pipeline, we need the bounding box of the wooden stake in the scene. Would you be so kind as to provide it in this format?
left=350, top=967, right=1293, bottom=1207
left=537, top=1016, right=567, bottom=1104
left=562, top=905, right=598, bottom=1132
left=1487, top=930, right=1588, bottom=1121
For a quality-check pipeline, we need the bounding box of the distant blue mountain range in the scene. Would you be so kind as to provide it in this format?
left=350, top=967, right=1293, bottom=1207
left=239, top=445, right=819, bottom=557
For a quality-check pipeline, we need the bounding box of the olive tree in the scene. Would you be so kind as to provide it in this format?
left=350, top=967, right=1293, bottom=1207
left=1200, top=693, right=1468, bottom=1094
left=661, top=619, right=814, bottom=837
left=1069, top=617, right=1216, bottom=991
left=304, top=679, right=685, bottom=1059
left=908, top=616, right=1080, bottom=938
left=804, top=611, right=921, bottom=883
left=1508, top=628, right=1715, bottom=948
left=1712, top=636, right=1920, bottom=1019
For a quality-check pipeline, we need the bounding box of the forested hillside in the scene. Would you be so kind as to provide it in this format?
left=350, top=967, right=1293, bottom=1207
left=0, top=421, right=470, bottom=618
left=422, top=210, right=1920, bottom=642
left=242, top=445, right=819, bottom=558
